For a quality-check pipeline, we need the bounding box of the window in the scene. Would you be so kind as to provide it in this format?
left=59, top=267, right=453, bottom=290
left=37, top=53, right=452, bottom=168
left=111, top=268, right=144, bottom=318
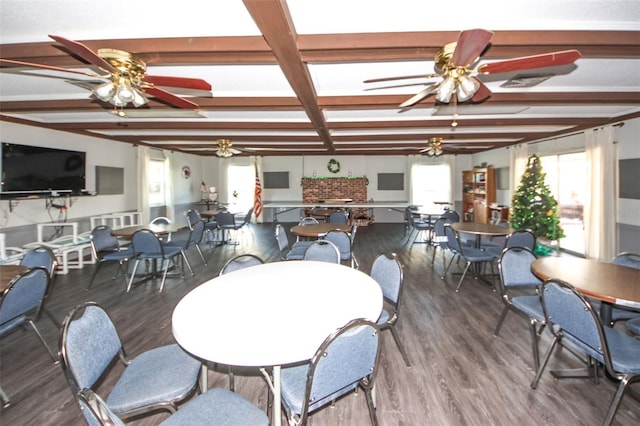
left=540, top=152, right=586, bottom=255
left=148, top=159, right=166, bottom=207
left=226, top=164, right=255, bottom=212
left=411, top=163, right=451, bottom=209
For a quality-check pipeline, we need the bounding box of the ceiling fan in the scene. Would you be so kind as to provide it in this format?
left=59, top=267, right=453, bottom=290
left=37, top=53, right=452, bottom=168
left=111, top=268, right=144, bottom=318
left=0, top=35, right=212, bottom=112
left=418, top=137, right=494, bottom=156
left=215, top=139, right=242, bottom=157
left=364, top=29, right=581, bottom=109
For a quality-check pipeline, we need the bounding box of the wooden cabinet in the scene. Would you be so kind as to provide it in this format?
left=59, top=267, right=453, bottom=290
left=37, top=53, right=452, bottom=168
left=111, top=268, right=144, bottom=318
left=462, top=167, right=496, bottom=223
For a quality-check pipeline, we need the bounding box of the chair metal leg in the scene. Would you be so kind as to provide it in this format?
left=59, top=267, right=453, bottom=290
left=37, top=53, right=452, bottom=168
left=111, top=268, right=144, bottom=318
left=493, top=305, right=510, bottom=336
left=181, top=251, right=194, bottom=276
left=41, top=307, right=62, bottom=329
left=126, top=259, right=141, bottom=292
left=228, top=366, right=235, bottom=392
left=389, top=324, right=411, bottom=367
left=527, top=318, right=541, bottom=372
left=531, top=334, right=560, bottom=389
left=0, top=386, right=10, bottom=408
left=87, top=262, right=103, bottom=290
left=455, top=262, right=472, bottom=292
left=364, top=386, right=379, bottom=426
left=195, top=244, right=207, bottom=266
left=27, top=320, right=58, bottom=363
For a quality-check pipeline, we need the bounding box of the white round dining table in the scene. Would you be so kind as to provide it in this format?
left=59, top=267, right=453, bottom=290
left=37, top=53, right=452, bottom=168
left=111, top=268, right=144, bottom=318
left=172, top=260, right=383, bottom=426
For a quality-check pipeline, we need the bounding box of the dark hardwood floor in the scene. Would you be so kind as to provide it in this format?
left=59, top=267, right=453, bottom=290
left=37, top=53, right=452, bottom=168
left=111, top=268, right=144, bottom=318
left=1, top=222, right=638, bottom=425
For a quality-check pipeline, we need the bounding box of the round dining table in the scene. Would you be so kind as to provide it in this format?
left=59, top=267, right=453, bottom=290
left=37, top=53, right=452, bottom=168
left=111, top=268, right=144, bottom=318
left=172, top=260, right=382, bottom=426
left=0, top=264, right=28, bottom=292
left=451, top=222, right=514, bottom=248
left=531, top=256, right=640, bottom=325
left=290, top=223, right=351, bottom=238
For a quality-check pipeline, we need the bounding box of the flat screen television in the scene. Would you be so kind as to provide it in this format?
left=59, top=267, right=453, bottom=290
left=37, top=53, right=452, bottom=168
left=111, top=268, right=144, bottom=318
left=1, top=142, right=86, bottom=196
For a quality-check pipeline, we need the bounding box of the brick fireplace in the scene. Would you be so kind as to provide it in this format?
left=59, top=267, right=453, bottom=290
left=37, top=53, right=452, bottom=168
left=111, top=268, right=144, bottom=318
left=301, top=177, right=368, bottom=203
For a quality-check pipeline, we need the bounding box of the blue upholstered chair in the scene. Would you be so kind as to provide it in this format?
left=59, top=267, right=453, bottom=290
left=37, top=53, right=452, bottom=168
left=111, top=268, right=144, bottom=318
left=328, top=210, right=348, bottom=224
left=494, top=247, right=545, bottom=370
left=371, top=252, right=410, bottom=367
left=487, top=229, right=536, bottom=256
left=430, top=217, right=451, bottom=268
left=442, top=225, right=498, bottom=292
left=407, top=213, right=432, bottom=246
left=275, top=225, right=312, bottom=261
left=324, top=229, right=358, bottom=268
left=627, top=317, right=640, bottom=336
left=76, top=386, right=268, bottom=426
left=531, top=279, right=640, bottom=426
left=296, top=217, right=319, bottom=241
left=127, top=229, right=183, bottom=293
left=0, top=267, right=58, bottom=363
left=165, top=220, right=207, bottom=276
left=20, top=244, right=62, bottom=327
left=303, top=240, right=340, bottom=264
left=279, top=319, right=381, bottom=426
left=59, top=302, right=202, bottom=422
left=185, top=209, right=201, bottom=229
left=220, top=253, right=264, bottom=276
left=88, top=226, right=134, bottom=291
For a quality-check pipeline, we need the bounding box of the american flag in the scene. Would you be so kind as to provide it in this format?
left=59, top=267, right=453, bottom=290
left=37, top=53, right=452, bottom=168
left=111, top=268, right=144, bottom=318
left=253, top=163, right=263, bottom=221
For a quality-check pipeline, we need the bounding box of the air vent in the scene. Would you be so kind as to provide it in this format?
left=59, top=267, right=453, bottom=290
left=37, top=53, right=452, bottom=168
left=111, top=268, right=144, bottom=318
left=501, top=74, right=553, bottom=88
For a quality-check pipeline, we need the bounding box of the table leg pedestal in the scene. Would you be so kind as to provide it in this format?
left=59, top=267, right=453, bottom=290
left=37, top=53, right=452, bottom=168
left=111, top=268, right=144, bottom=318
left=261, top=366, right=282, bottom=426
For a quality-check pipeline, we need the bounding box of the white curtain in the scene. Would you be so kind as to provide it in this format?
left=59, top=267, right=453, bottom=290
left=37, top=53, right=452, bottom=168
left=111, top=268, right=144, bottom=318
left=218, top=158, right=230, bottom=204
left=510, top=143, right=529, bottom=195
left=585, top=126, right=617, bottom=261
left=407, top=155, right=421, bottom=205
left=164, top=154, right=175, bottom=223
left=136, top=146, right=150, bottom=224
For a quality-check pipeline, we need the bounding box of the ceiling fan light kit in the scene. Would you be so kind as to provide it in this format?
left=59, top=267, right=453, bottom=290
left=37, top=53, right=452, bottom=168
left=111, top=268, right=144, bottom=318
left=422, top=137, right=444, bottom=157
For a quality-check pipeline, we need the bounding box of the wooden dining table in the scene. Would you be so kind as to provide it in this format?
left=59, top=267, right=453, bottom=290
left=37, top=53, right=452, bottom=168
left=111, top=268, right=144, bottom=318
left=451, top=222, right=514, bottom=248
left=290, top=223, right=351, bottom=238
left=531, top=256, right=640, bottom=326
left=0, top=265, right=28, bottom=293
left=111, top=223, right=185, bottom=239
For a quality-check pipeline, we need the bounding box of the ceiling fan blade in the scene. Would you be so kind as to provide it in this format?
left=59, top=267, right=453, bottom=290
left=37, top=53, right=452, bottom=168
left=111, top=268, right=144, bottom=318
left=477, top=49, right=581, bottom=74
left=363, top=81, right=434, bottom=91
left=398, top=83, right=440, bottom=108
left=364, top=73, right=440, bottom=84
left=49, top=35, right=117, bottom=73
left=0, top=58, right=104, bottom=78
left=451, top=29, right=494, bottom=67
left=471, top=78, right=492, bottom=103
left=230, top=148, right=242, bottom=154
left=144, top=75, right=212, bottom=91
left=144, top=86, right=199, bottom=109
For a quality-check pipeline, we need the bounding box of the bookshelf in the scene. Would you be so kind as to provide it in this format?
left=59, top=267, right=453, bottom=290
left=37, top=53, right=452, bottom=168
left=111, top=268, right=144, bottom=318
left=462, top=167, right=496, bottom=223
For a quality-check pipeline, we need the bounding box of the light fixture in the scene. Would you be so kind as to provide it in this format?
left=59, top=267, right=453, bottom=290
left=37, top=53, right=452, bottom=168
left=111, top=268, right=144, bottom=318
left=435, top=69, right=480, bottom=104
left=92, top=48, right=150, bottom=109
left=423, top=137, right=444, bottom=157
left=216, top=138, right=234, bottom=157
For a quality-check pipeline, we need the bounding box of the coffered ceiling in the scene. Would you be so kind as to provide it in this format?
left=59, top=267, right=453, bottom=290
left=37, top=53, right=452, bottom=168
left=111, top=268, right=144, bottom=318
left=1, top=0, right=639, bottom=157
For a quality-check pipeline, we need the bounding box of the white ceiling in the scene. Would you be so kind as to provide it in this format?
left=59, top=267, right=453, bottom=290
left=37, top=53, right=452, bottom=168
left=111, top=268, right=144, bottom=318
left=1, top=0, right=639, bottom=156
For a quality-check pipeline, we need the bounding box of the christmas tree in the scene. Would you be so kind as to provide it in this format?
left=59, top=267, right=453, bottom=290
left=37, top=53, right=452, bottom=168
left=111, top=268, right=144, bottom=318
left=510, top=154, right=565, bottom=243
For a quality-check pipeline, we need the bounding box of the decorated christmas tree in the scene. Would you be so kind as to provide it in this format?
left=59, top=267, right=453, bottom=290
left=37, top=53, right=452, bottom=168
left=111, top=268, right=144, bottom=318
left=510, top=154, right=565, bottom=245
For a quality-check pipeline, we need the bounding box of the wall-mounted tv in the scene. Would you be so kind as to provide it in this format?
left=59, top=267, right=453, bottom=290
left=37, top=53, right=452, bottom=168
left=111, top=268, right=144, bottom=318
left=1, top=143, right=86, bottom=195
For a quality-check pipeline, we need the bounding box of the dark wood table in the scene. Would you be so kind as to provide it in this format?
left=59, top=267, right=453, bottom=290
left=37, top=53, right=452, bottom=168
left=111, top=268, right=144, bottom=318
left=290, top=223, right=351, bottom=238
left=111, top=223, right=185, bottom=239
left=200, top=208, right=225, bottom=220
left=0, top=265, right=28, bottom=292
left=451, top=222, right=514, bottom=248
left=531, top=257, right=640, bottom=325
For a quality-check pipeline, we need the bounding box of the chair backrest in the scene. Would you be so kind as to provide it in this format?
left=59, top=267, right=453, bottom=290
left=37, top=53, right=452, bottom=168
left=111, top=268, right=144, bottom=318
left=59, top=302, right=123, bottom=393
left=220, top=254, right=264, bottom=276
left=540, top=279, right=609, bottom=366
left=611, top=252, right=640, bottom=270
left=432, top=218, right=450, bottom=248
left=185, top=209, right=201, bottom=229
left=186, top=220, right=206, bottom=247
left=20, top=245, right=57, bottom=278
left=0, top=267, right=49, bottom=329
left=89, top=226, right=119, bottom=259
left=371, top=252, right=403, bottom=306
left=274, top=224, right=290, bottom=255
left=444, top=225, right=462, bottom=252
left=300, top=319, right=380, bottom=421
left=149, top=216, right=171, bottom=225
left=298, top=217, right=319, bottom=226
left=242, top=208, right=254, bottom=225
left=329, top=211, right=348, bottom=224
left=498, top=247, right=542, bottom=290
left=505, top=229, right=536, bottom=251
left=441, top=210, right=460, bottom=223
left=216, top=212, right=236, bottom=227
left=131, top=229, right=164, bottom=256
left=303, top=240, right=340, bottom=263
left=324, top=230, right=351, bottom=259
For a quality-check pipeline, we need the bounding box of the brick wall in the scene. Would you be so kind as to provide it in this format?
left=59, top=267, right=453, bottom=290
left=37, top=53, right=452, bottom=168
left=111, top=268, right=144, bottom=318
left=301, top=177, right=368, bottom=203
